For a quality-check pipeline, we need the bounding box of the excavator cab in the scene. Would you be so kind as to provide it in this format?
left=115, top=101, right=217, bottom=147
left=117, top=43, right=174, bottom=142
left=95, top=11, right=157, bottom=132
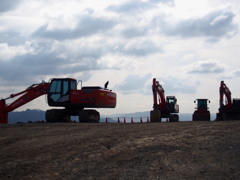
left=47, top=78, right=77, bottom=107
left=166, top=96, right=179, bottom=113
left=232, top=98, right=240, bottom=108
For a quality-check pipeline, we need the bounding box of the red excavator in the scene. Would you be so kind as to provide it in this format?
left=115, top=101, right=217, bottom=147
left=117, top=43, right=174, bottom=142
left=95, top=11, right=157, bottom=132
left=192, top=99, right=211, bottom=121
left=0, top=78, right=117, bottom=124
left=216, top=81, right=240, bottom=121
left=150, top=78, right=179, bottom=122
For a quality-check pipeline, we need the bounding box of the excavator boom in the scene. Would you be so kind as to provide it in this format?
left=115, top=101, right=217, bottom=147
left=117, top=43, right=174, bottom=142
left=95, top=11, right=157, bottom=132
left=152, top=78, right=166, bottom=110
left=219, top=81, right=232, bottom=109
left=0, top=82, right=49, bottom=123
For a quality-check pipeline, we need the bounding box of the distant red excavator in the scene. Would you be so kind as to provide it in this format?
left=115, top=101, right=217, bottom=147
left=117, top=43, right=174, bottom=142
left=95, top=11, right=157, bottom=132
left=0, top=78, right=117, bottom=124
left=150, top=78, right=179, bottom=122
left=216, top=81, right=240, bottom=121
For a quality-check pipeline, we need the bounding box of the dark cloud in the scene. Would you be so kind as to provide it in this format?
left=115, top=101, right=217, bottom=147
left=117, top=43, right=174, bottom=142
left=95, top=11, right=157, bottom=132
left=33, top=16, right=117, bottom=40
left=188, top=61, right=225, bottom=74
left=114, top=40, right=161, bottom=56
left=0, top=30, right=26, bottom=45
left=107, top=0, right=173, bottom=13
left=158, top=10, right=238, bottom=40
left=233, top=70, right=240, bottom=77
left=114, top=74, right=151, bottom=94
left=222, top=69, right=240, bottom=79
left=0, top=46, right=113, bottom=85
left=115, top=74, right=197, bottom=95
left=121, top=27, right=147, bottom=38
left=149, top=0, right=174, bottom=5
left=107, top=1, right=155, bottom=13
left=0, top=0, right=21, bottom=13
left=158, top=76, right=197, bottom=94
left=0, top=37, right=158, bottom=87
left=0, top=53, right=65, bottom=83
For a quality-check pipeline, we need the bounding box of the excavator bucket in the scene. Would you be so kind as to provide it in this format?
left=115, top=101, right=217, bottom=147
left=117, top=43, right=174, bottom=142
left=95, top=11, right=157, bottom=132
left=150, top=110, right=161, bottom=122
left=0, top=99, right=8, bottom=124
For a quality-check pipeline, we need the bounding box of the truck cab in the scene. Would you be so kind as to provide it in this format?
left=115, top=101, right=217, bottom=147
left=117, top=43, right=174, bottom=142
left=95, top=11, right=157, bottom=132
left=166, top=96, right=179, bottom=113
left=193, top=99, right=211, bottom=121
left=194, top=99, right=210, bottom=110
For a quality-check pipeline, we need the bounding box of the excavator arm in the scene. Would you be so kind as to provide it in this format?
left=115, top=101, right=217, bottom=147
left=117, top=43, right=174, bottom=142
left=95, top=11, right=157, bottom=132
left=219, top=81, right=232, bottom=109
left=152, top=78, right=166, bottom=110
left=0, top=82, right=49, bottom=124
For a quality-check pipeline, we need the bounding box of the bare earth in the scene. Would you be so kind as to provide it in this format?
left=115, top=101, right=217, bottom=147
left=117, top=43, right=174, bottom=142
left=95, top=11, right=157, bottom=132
left=0, top=121, right=240, bottom=180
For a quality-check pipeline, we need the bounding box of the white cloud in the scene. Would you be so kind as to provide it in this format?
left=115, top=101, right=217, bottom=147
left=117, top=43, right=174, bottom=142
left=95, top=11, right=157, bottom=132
left=114, top=74, right=151, bottom=94
left=33, top=15, right=117, bottom=40
left=159, top=76, right=198, bottom=94
left=187, top=60, right=226, bottom=74
left=0, top=43, right=29, bottom=61
left=157, top=9, right=238, bottom=41
left=107, top=0, right=156, bottom=13
left=118, top=39, right=161, bottom=56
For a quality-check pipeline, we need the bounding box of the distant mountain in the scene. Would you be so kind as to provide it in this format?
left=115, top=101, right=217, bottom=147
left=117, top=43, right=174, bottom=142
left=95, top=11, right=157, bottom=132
left=8, top=109, right=216, bottom=124
left=9, top=109, right=46, bottom=124
left=8, top=109, right=118, bottom=123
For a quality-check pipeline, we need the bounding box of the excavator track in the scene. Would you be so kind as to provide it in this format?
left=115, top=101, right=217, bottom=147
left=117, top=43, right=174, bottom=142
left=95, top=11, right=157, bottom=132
left=169, top=114, right=179, bottom=122
left=45, top=109, right=71, bottom=122
left=79, top=110, right=100, bottom=123
left=45, top=109, right=100, bottom=123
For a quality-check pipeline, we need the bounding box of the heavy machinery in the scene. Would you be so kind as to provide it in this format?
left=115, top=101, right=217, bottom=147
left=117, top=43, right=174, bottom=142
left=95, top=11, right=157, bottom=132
left=150, top=78, right=179, bottom=122
left=0, top=78, right=117, bottom=124
left=216, top=81, right=240, bottom=121
left=192, top=99, right=211, bottom=121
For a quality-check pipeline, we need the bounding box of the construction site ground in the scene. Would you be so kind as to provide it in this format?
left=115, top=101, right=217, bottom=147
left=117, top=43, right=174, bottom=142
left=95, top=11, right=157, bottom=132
left=0, top=121, right=240, bottom=180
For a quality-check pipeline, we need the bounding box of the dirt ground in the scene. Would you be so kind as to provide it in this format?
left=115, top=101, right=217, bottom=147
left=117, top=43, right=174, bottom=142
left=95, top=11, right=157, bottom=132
left=0, top=121, right=240, bottom=180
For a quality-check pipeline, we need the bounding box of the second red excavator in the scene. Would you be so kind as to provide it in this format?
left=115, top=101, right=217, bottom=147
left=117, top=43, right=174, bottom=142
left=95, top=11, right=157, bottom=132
left=216, top=81, right=240, bottom=121
left=150, top=78, right=179, bottom=122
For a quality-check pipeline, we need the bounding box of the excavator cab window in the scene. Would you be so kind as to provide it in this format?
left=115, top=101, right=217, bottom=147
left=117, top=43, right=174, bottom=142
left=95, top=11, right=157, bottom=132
left=70, top=80, right=77, bottom=90
left=166, top=96, right=177, bottom=113
left=48, top=78, right=77, bottom=106
left=167, top=98, right=175, bottom=104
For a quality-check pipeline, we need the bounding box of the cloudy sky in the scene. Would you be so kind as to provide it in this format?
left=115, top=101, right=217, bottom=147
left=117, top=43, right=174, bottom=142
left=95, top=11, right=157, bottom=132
left=0, top=0, right=240, bottom=116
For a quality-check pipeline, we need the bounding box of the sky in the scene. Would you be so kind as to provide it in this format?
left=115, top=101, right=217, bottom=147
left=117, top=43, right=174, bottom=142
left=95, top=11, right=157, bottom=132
left=0, top=0, right=240, bottom=116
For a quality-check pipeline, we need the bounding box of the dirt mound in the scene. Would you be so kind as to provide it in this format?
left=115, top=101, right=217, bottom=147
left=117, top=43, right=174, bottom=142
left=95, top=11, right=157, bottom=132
left=0, top=121, right=240, bottom=179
